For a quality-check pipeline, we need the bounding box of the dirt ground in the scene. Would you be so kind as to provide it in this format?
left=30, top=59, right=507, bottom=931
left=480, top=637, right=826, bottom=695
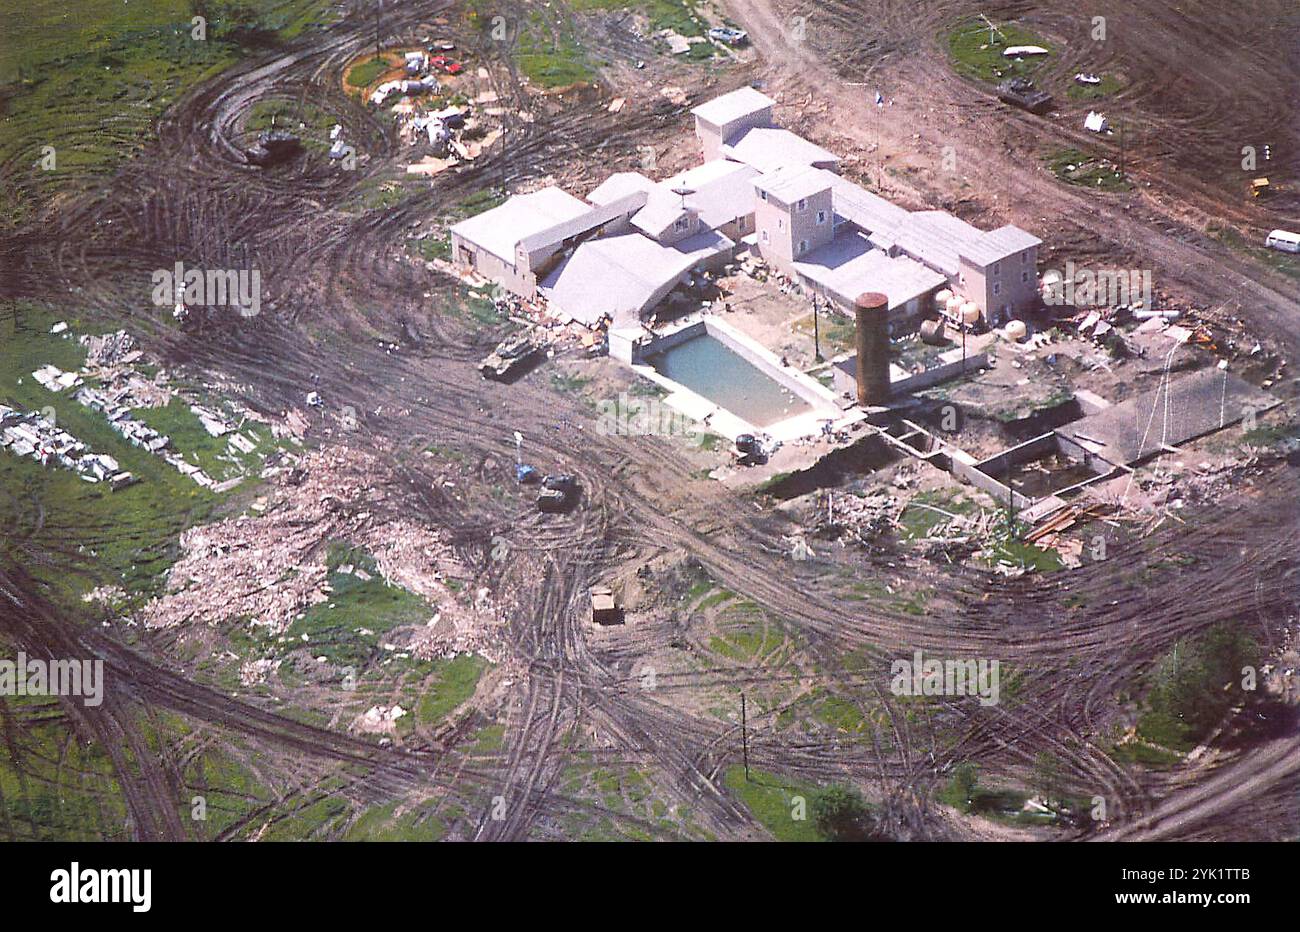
left=2, top=0, right=1300, bottom=844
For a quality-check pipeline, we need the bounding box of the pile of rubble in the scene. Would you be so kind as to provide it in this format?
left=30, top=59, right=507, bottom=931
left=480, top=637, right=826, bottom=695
left=0, top=404, right=135, bottom=488
left=80, top=329, right=140, bottom=369
left=140, top=445, right=502, bottom=660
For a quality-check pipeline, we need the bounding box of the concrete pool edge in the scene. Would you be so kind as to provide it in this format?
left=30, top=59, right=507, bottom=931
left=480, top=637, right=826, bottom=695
left=616, top=313, right=854, bottom=443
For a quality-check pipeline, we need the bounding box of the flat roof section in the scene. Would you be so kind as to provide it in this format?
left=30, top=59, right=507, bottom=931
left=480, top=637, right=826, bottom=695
left=450, top=187, right=591, bottom=262
left=722, top=127, right=840, bottom=173
left=690, top=86, right=775, bottom=127
left=794, top=229, right=947, bottom=310
left=1056, top=368, right=1279, bottom=466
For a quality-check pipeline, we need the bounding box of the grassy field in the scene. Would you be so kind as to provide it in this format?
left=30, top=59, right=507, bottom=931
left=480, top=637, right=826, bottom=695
left=1066, top=73, right=1123, bottom=100
left=1044, top=147, right=1132, bottom=192
left=0, top=0, right=337, bottom=225
left=1209, top=223, right=1300, bottom=281
left=0, top=302, right=220, bottom=604
left=723, top=765, right=823, bottom=841
left=946, top=18, right=1053, bottom=85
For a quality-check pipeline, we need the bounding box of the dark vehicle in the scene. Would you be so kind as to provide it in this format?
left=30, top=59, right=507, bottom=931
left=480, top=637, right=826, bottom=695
left=996, top=78, right=1052, bottom=114
left=708, top=26, right=748, bottom=45
left=479, top=330, right=541, bottom=380
left=735, top=433, right=758, bottom=455
left=537, top=474, right=579, bottom=512
left=245, top=130, right=302, bottom=166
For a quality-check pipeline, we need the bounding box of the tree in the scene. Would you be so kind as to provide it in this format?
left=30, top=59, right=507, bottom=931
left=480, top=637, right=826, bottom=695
left=812, top=784, right=877, bottom=841
left=950, top=762, right=979, bottom=812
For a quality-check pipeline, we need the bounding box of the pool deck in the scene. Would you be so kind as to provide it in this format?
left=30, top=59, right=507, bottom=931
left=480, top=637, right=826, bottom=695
left=629, top=313, right=861, bottom=443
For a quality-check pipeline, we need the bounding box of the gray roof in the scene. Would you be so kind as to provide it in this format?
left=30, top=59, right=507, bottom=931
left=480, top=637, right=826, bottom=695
left=1057, top=369, right=1278, bottom=465
left=826, top=174, right=910, bottom=234
left=631, top=188, right=693, bottom=237
left=450, top=187, right=591, bottom=261
left=660, top=160, right=759, bottom=228
left=960, top=224, right=1043, bottom=266
left=722, top=127, right=840, bottom=173
left=887, top=211, right=983, bottom=276
left=690, top=86, right=775, bottom=127
left=541, top=229, right=734, bottom=325
left=793, top=229, right=945, bottom=309
left=518, top=192, right=648, bottom=255
left=587, top=172, right=656, bottom=206
left=753, top=163, right=833, bottom=204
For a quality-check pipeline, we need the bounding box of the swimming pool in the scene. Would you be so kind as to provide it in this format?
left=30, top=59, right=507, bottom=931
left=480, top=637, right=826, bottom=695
left=645, top=332, right=813, bottom=428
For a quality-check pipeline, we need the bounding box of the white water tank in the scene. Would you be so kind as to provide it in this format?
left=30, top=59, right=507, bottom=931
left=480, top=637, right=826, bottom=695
left=936, top=289, right=953, bottom=307
left=1005, top=319, right=1028, bottom=342
left=960, top=301, right=981, bottom=325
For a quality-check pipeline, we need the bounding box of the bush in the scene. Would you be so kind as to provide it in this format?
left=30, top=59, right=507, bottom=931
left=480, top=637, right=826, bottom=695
left=811, top=785, right=878, bottom=841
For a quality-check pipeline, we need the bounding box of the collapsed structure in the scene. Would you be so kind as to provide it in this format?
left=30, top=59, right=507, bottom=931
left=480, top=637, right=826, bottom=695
left=450, top=86, right=1041, bottom=330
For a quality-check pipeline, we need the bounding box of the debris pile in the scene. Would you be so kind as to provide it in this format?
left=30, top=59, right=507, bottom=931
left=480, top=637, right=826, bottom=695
left=139, top=445, right=501, bottom=659
left=0, top=404, right=135, bottom=488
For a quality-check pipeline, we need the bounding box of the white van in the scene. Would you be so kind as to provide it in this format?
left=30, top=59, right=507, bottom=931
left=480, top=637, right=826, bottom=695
left=1265, top=229, right=1300, bottom=253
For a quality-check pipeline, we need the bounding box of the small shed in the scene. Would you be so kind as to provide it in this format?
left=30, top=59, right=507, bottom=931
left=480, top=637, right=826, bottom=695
left=591, top=586, right=621, bottom=625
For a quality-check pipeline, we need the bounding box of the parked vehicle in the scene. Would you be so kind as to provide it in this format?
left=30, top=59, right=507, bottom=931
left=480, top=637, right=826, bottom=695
left=708, top=26, right=748, bottom=45
left=537, top=474, right=579, bottom=513
left=429, top=55, right=463, bottom=75
left=1265, top=229, right=1300, bottom=253
left=996, top=78, right=1052, bottom=114
left=245, top=130, right=302, bottom=166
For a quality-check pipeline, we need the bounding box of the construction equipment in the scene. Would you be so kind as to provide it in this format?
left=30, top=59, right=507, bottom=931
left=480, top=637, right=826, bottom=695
left=479, top=329, right=542, bottom=380
left=997, top=78, right=1052, bottom=114
left=1251, top=178, right=1271, bottom=198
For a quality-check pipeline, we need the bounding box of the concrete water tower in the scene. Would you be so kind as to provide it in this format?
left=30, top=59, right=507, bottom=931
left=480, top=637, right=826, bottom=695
left=854, top=292, right=891, bottom=406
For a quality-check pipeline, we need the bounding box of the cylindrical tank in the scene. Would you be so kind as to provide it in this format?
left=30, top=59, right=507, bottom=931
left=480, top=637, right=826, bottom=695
left=854, top=292, right=891, bottom=406
left=919, top=318, right=946, bottom=345
left=1005, top=319, right=1028, bottom=342
left=935, top=289, right=953, bottom=308
left=960, top=301, right=981, bottom=325
left=946, top=294, right=964, bottom=316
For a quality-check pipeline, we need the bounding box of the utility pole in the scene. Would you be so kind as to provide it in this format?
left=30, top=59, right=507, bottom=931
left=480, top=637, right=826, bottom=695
left=740, top=693, right=750, bottom=782
left=812, top=294, right=821, bottom=361
left=374, top=1, right=381, bottom=58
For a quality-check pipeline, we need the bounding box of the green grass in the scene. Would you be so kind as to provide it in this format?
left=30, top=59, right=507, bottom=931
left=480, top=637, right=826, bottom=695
left=131, top=398, right=279, bottom=482
left=1209, top=224, right=1300, bottom=281
left=508, top=9, right=596, bottom=88
left=569, top=0, right=706, bottom=37
left=245, top=98, right=333, bottom=152
left=0, top=302, right=218, bottom=603
left=0, top=0, right=337, bottom=226
left=283, top=543, right=433, bottom=670
left=898, top=490, right=979, bottom=540
left=946, top=18, right=1052, bottom=85
left=1066, top=73, right=1123, bottom=100
left=1044, top=148, right=1131, bottom=192
left=345, top=54, right=391, bottom=88
left=415, top=654, right=488, bottom=723
left=723, top=765, right=822, bottom=841
left=345, top=800, right=446, bottom=841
